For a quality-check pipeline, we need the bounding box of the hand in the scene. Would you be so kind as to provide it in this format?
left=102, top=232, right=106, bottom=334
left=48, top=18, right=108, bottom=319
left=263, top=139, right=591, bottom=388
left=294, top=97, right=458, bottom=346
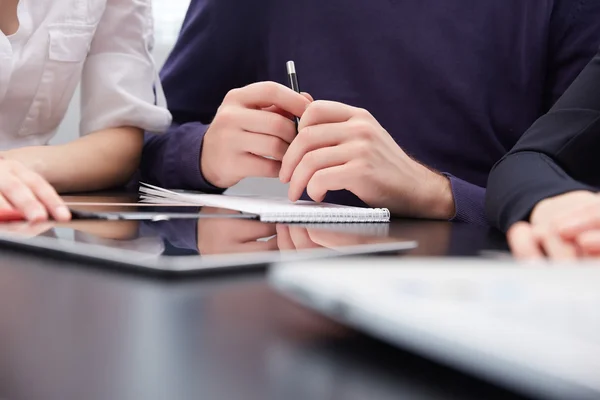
left=200, top=82, right=312, bottom=189
left=0, top=158, right=70, bottom=222
left=197, top=207, right=278, bottom=255
left=507, top=191, right=600, bottom=260
left=507, top=222, right=580, bottom=261
left=276, top=224, right=403, bottom=251
left=275, top=224, right=323, bottom=251
left=279, top=101, right=455, bottom=219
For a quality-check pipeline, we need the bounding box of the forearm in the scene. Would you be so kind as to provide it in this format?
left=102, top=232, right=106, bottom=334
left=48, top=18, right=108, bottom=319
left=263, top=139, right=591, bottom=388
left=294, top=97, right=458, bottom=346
left=1, top=127, right=143, bottom=193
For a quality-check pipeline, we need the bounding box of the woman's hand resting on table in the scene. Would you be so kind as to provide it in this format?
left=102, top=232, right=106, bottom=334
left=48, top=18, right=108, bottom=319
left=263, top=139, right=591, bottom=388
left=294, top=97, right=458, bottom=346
left=0, top=157, right=70, bottom=222
left=507, top=191, right=600, bottom=260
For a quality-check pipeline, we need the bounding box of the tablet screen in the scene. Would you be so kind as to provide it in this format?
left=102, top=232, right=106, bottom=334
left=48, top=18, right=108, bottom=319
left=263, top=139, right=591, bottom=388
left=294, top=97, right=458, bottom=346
left=0, top=207, right=416, bottom=274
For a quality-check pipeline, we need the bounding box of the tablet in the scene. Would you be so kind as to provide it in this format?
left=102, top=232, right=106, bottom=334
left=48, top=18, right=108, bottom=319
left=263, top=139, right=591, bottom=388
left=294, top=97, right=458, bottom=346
left=0, top=217, right=417, bottom=275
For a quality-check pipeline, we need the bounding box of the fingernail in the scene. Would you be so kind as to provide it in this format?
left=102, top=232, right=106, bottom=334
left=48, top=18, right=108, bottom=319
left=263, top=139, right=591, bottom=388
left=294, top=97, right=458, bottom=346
left=55, top=206, right=71, bottom=221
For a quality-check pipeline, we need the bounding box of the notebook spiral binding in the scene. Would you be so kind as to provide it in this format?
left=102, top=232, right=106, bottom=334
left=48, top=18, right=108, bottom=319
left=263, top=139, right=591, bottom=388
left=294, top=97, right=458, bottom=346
left=260, top=207, right=391, bottom=223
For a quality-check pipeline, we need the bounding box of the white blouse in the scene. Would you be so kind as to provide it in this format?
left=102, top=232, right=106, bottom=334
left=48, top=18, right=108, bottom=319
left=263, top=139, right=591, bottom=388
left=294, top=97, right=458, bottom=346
left=0, top=0, right=172, bottom=150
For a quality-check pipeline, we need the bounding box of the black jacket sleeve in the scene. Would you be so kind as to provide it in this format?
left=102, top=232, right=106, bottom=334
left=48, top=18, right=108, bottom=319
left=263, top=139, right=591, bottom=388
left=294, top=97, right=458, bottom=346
left=486, top=50, right=600, bottom=232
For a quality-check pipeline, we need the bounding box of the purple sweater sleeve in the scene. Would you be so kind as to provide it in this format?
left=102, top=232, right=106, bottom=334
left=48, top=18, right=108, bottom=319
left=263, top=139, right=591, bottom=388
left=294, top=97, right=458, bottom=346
left=141, top=123, right=223, bottom=192
left=443, top=174, right=488, bottom=226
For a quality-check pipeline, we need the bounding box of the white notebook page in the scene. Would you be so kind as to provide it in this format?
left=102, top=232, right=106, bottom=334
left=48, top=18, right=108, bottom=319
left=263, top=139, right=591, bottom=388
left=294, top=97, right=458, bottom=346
left=139, top=183, right=390, bottom=223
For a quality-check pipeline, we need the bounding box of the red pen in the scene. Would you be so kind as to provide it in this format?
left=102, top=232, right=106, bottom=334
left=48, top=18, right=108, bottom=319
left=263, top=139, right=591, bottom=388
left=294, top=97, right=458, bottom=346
left=0, top=209, right=26, bottom=222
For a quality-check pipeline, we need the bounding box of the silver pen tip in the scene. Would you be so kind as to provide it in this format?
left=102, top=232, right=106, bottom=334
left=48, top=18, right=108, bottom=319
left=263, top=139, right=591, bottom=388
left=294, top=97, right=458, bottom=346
left=286, top=61, right=296, bottom=74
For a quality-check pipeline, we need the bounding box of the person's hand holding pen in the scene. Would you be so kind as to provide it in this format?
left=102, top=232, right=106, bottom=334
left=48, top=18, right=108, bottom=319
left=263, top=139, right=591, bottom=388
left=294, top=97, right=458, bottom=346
left=279, top=102, right=454, bottom=220
left=200, top=79, right=313, bottom=190
left=0, top=156, right=71, bottom=222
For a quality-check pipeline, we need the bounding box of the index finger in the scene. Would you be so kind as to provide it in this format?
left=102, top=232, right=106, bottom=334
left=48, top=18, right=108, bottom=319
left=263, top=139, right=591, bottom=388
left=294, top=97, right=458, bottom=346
left=288, top=226, right=321, bottom=250
left=227, top=82, right=310, bottom=118
left=14, top=168, right=71, bottom=222
left=299, top=100, right=362, bottom=131
left=262, top=93, right=313, bottom=119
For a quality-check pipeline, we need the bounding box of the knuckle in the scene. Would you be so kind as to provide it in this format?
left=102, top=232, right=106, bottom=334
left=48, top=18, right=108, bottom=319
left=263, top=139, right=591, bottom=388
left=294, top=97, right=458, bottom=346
left=303, top=151, right=318, bottom=167
left=356, top=107, right=372, bottom=119
left=353, top=141, right=371, bottom=158
left=353, top=159, right=372, bottom=176
left=224, top=87, right=242, bottom=102
left=311, top=100, right=327, bottom=113
left=296, top=127, right=314, bottom=146
left=20, top=197, right=41, bottom=210
left=18, top=171, right=42, bottom=187
left=266, top=139, right=282, bottom=157
left=2, top=178, right=23, bottom=195
left=350, top=120, right=374, bottom=139
left=1, top=159, right=20, bottom=171
left=266, top=113, right=288, bottom=133
left=262, top=82, right=279, bottom=100
left=216, top=106, right=237, bottom=125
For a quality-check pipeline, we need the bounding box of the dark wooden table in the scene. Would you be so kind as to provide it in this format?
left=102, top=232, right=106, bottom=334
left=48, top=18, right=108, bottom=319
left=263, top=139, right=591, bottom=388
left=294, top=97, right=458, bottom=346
left=0, top=195, right=526, bottom=400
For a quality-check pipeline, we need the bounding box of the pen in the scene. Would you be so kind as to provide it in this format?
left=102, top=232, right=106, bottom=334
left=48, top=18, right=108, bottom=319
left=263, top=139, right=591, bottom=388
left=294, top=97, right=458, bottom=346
left=0, top=209, right=96, bottom=222
left=286, top=60, right=301, bottom=131
left=0, top=209, right=27, bottom=222
left=0, top=209, right=93, bottom=222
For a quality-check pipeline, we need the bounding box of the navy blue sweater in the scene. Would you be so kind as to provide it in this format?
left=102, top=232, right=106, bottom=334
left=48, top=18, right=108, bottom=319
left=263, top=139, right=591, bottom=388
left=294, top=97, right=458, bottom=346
left=142, top=0, right=600, bottom=224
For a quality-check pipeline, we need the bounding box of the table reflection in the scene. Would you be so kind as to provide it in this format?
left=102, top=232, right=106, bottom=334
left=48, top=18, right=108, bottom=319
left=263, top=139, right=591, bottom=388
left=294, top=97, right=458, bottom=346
left=0, top=208, right=413, bottom=258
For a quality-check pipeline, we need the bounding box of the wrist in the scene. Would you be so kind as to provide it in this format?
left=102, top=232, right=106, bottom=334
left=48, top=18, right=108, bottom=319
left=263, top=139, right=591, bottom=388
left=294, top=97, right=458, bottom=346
left=419, top=171, right=455, bottom=220
left=1, top=147, right=46, bottom=173
left=199, top=130, right=227, bottom=190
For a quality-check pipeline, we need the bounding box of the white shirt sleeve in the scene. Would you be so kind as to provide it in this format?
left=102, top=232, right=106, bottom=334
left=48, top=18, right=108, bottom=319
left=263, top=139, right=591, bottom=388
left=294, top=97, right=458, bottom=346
left=79, top=0, right=172, bottom=136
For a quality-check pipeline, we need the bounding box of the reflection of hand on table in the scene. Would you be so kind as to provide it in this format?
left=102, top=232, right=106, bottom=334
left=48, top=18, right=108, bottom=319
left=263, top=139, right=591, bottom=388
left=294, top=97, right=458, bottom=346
left=197, top=207, right=278, bottom=255
left=276, top=224, right=402, bottom=251
left=0, top=220, right=140, bottom=241
left=57, top=220, right=140, bottom=241
left=0, top=222, right=54, bottom=238
left=276, top=225, right=323, bottom=251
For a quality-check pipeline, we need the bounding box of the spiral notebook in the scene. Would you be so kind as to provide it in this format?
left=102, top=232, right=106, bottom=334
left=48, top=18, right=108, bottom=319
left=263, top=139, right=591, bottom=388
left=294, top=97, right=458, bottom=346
left=139, top=183, right=390, bottom=223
